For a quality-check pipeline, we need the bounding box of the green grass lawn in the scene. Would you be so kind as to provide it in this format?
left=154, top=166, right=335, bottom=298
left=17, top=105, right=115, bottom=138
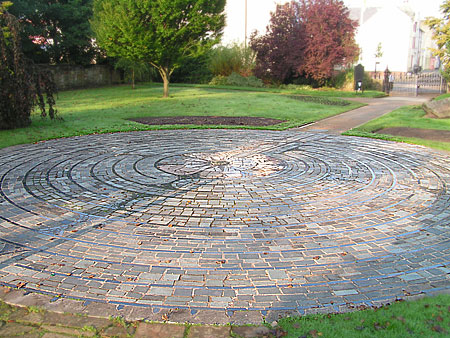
left=344, top=105, right=450, bottom=152
left=0, top=83, right=364, bottom=149
left=276, top=294, right=450, bottom=338
left=434, top=93, right=450, bottom=101
left=174, top=83, right=386, bottom=98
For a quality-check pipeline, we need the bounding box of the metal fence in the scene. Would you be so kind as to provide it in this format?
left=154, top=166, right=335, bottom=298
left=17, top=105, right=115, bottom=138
left=390, top=72, right=447, bottom=96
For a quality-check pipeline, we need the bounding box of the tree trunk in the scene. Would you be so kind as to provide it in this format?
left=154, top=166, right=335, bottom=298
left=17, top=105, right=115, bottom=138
left=163, top=76, right=169, bottom=98
left=159, top=67, right=170, bottom=98
left=131, top=68, right=135, bottom=89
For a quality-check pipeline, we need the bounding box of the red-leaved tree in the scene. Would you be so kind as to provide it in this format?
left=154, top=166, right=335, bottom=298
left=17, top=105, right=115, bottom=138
left=298, top=0, right=359, bottom=82
left=250, top=1, right=304, bottom=84
left=251, top=0, right=359, bottom=84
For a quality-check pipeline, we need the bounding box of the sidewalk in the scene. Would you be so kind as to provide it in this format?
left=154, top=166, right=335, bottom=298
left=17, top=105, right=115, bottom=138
left=298, top=95, right=433, bottom=134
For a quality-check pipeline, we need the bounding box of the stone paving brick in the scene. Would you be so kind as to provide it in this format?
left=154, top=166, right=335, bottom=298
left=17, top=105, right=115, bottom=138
left=41, top=324, right=95, bottom=337
left=187, top=325, right=230, bottom=338
left=0, top=323, right=38, bottom=336
left=232, top=325, right=271, bottom=338
left=42, top=333, right=68, bottom=338
left=0, top=129, right=449, bottom=323
left=101, top=324, right=133, bottom=337
left=134, top=323, right=185, bottom=338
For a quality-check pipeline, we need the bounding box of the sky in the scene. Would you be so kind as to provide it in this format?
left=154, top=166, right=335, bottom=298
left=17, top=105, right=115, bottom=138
left=222, top=0, right=444, bottom=45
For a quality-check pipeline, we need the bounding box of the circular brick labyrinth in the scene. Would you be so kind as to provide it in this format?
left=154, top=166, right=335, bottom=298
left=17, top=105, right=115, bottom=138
left=0, top=130, right=449, bottom=322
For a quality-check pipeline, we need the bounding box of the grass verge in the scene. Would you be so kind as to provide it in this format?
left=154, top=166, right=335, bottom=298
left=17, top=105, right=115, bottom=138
left=277, top=295, right=450, bottom=338
left=172, top=83, right=386, bottom=98
left=433, top=93, right=450, bottom=101
left=344, top=105, right=450, bottom=152
left=0, top=83, right=364, bottom=149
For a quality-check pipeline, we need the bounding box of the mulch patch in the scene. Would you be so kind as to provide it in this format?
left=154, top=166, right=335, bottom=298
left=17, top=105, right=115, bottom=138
left=129, top=116, right=286, bottom=127
left=376, top=127, right=450, bottom=143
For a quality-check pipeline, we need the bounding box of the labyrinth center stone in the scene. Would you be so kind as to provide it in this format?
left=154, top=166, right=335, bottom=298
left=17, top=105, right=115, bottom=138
left=0, top=129, right=449, bottom=321
left=155, top=152, right=284, bottom=179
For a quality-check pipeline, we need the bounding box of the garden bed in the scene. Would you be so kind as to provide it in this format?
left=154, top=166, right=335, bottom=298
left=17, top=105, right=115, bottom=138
left=376, top=127, right=450, bottom=143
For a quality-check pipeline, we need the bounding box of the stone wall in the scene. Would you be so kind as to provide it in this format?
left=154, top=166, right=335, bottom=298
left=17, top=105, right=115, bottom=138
left=423, top=98, right=450, bottom=119
left=41, top=64, right=123, bottom=91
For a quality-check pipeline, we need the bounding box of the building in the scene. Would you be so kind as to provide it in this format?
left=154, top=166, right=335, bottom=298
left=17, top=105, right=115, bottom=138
left=348, top=2, right=439, bottom=73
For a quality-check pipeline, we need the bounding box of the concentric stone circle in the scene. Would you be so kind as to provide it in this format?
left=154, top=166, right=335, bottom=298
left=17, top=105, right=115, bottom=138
left=0, top=129, right=449, bottom=321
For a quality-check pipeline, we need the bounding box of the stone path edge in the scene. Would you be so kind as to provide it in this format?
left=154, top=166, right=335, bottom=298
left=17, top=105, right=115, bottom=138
left=1, top=286, right=449, bottom=338
left=1, top=283, right=449, bottom=326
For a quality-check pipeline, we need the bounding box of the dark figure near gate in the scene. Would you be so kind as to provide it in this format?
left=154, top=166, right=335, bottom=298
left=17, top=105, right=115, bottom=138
left=389, top=73, right=394, bottom=91
left=354, top=64, right=364, bottom=93
left=383, top=68, right=391, bottom=94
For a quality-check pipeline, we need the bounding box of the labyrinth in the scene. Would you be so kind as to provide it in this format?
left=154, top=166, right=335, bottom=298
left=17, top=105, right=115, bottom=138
left=0, top=129, right=449, bottom=321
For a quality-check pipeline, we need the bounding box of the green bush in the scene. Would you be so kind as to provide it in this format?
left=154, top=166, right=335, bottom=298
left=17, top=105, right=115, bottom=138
left=209, top=43, right=255, bottom=77
left=246, top=76, right=264, bottom=88
left=209, top=72, right=263, bottom=88
left=226, top=72, right=248, bottom=86
left=331, top=68, right=382, bottom=91
left=209, top=75, right=228, bottom=85
left=330, top=69, right=353, bottom=89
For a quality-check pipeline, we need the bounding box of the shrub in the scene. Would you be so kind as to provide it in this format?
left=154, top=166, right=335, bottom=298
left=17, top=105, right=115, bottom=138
left=209, top=75, right=227, bottom=85
left=209, top=72, right=263, bottom=88
left=209, top=43, right=255, bottom=77
left=330, top=69, right=353, bottom=89
left=330, top=68, right=382, bottom=91
left=226, top=72, right=249, bottom=86
left=246, top=76, right=264, bottom=88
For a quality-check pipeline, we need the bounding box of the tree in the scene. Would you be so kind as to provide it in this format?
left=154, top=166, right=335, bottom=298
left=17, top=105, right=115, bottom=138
left=374, top=42, right=383, bottom=59
left=1, top=3, right=57, bottom=130
left=427, top=0, right=450, bottom=80
left=374, top=42, right=383, bottom=74
left=91, top=0, right=226, bottom=98
left=250, top=1, right=305, bottom=83
left=250, top=0, right=358, bottom=84
left=9, top=0, right=98, bottom=65
left=297, top=0, right=359, bottom=83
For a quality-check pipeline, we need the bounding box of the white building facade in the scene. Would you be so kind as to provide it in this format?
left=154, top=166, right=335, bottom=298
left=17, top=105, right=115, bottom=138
left=349, top=2, right=439, bottom=72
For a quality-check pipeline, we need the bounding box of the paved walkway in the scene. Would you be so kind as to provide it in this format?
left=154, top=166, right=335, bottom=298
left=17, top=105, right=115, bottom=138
left=299, top=95, right=433, bottom=133
left=0, top=127, right=449, bottom=327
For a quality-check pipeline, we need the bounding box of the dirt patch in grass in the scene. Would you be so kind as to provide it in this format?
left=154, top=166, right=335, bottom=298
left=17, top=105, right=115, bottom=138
left=376, top=127, right=450, bottom=143
left=129, top=116, right=286, bottom=126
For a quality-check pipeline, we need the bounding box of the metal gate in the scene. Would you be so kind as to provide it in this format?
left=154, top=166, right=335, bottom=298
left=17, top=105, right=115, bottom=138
left=391, top=72, right=447, bottom=96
